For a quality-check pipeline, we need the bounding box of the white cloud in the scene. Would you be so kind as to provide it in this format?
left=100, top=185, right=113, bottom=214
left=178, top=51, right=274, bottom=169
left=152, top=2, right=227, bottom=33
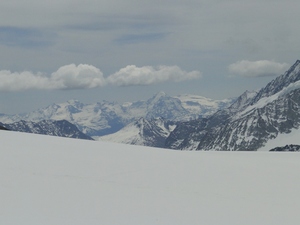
left=0, top=64, right=201, bottom=91
left=0, top=64, right=106, bottom=91
left=228, top=60, right=290, bottom=77
left=107, top=65, right=202, bottom=86
left=0, top=70, right=49, bottom=91
left=50, top=64, right=106, bottom=89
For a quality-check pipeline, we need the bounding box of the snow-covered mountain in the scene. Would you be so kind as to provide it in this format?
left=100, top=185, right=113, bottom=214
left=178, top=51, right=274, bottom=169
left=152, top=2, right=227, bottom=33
left=99, top=117, right=176, bottom=147
left=0, top=100, right=126, bottom=137
left=0, top=120, right=93, bottom=140
left=0, top=92, right=234, bottom=137
left=166, top=60, right=300, bottom=151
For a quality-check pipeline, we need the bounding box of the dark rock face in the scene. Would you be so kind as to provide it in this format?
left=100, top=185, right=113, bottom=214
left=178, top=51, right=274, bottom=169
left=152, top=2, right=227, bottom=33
left=270, top=145, right=300, bottom=152
left=0, top=125, right=9, bottom=131
left=0, top=120, right=93, bottom=140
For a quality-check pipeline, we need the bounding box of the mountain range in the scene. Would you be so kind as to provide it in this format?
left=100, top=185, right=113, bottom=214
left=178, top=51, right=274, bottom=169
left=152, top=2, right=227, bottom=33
left=0, top=92, right=234, bottom=138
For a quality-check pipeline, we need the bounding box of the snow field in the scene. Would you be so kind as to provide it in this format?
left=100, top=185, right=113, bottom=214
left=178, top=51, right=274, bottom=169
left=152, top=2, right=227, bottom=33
left=1, top=130, right=300, bottom=225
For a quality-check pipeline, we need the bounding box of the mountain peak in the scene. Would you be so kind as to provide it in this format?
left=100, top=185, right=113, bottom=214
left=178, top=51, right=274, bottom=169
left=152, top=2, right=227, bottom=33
left=293, top=59, right=300, bottom=66
left=229, top=90, right=257, bottom=111
left=154, top=91, right=166, bottom=98
left=147, top=91, right=168, bottom=104
left=67, top=99, right=81, bottom=105
left=284, top=60, right=300, bottom=76
left=249, top=60, right=300, bottom=104
left=65, top=99, right=85, bottom=111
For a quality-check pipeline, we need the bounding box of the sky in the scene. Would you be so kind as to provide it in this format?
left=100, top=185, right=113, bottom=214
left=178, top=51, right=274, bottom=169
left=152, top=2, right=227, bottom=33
left=0, top=0, right=299, bottom=114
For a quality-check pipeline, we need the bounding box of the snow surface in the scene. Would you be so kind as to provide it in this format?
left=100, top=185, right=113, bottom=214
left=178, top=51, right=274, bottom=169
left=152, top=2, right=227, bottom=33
left=1, top=130, right=300, bottom=225
left=259, top=128, right=300, bottom=151
left=98, top=120, right=142, bottom=144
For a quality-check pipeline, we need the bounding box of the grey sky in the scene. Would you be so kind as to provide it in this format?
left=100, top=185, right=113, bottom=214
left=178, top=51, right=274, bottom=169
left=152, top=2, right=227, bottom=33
left=0, top=0, right=299, bottom=114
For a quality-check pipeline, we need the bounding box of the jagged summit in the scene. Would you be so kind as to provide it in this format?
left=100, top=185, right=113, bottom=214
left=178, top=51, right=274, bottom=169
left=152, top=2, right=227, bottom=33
left=229, top=90, right=257, bottom=112
left=286, top=59, right=300, bottom=74
left=147, top=91, right=167, bottom=103
left=155, top=91, right=167, bottom=97
left=250, top=60, right=300, bottom=104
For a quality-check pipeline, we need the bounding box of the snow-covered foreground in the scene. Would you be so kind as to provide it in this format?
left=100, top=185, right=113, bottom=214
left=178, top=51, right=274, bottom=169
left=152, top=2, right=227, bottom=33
left=1, top=130, right=300, bottom=225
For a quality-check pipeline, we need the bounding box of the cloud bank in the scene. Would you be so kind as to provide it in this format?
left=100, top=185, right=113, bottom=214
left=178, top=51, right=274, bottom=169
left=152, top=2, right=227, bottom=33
left=228, top=60, right=290, bottom=77
left=107, top=65, right=201, bottom=86
left=0, top=64, right=105, bottom=91
left=0, top=70, right=49, bottom=92
left=0, top=64, right=201, bottom=91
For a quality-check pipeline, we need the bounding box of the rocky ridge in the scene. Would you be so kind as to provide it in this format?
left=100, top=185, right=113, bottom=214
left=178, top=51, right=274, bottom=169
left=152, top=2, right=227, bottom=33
left=165, top=60, right=300, bottom=151
left=0, top=120, right=93, bottom=140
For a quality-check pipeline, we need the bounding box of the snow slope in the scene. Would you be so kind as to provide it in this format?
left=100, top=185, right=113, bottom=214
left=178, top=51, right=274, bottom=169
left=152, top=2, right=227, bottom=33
left=1, top=130, right=300, bottom=225
left=258, top=127, right=300, bottom=151
left=98, top=119, right=142, bottom=144
left=99, top=117, right=174, bottom=147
